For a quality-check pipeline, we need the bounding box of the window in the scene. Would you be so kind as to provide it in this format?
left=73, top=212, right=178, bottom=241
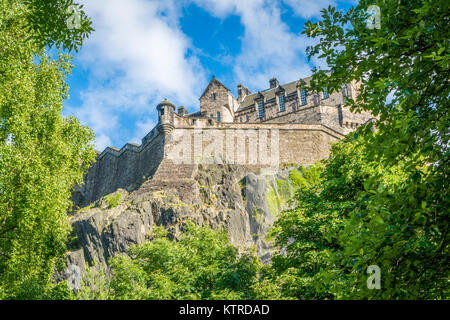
left=212, top=93, right=216, bottom=101
left=246, top=115, right=249, bottom=122
left=300, top=89, right=307, bottom=105
left=323, top=88, right=329, bottom=99
left=240, top=117, right=242, bottom=123
left=258, top=101, right=265, bottom=118
left=313, top=94, right=319, bottom=105
left=342, top=84, right=350, bottom=103
left=217, top=111, right=221, bottom=122
left=278, top=95, right=285, bottom=112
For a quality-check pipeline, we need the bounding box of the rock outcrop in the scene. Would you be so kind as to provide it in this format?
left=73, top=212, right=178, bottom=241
left=64, top=164, right=298, bottom=281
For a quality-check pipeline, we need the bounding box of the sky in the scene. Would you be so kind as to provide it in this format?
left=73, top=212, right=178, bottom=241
left=64, top=0, right=358, bottom=151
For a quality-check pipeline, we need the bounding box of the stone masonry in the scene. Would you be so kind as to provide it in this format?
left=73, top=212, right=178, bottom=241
left=73, top=75, right=375, bottom=207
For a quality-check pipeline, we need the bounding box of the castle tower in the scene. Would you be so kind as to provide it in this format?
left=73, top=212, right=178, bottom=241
left=157, top=98, right=175, bottom=134
left=199, top=75, right=239, bottom=122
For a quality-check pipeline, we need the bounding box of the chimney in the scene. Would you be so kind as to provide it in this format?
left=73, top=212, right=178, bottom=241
left=269, top=77, right=279, bottom=89
left=237, top=84, right=251, bottom=102
left=177, top=106, right=188, bottom=117
left=237, top=84, right=243, bottom=102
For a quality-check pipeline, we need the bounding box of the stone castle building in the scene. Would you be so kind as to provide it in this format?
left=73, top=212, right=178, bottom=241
left=74, top=75, right=374, bottom=206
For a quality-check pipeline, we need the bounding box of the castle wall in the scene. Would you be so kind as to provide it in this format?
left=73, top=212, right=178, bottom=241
left=74, top=76, right=374, bottom=207
left=234, top=83, right=346, bottom=123
left=75, top=121, right=344, bottom=207
left=165, top=123, right=343, bottom=168
left=264, top=105, right=322, bottom=124
left=75, top=128, right=165, bottom=206
left=236, top=91, right=374, bottom=134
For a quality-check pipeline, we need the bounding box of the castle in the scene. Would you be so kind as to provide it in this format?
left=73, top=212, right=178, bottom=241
left=74, top=75, right=374, bottom=206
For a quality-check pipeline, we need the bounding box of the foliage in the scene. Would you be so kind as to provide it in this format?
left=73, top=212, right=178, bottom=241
left=257, top=0, right=450, bottom=300
left=105, top=192, right=123, bottom=209
left=302, top=0, right=449, bottom=233
left=292, top=0, right=449, bottom=299
left=289, top=164, right=323, bottom=190
left=304, top=0, right=449, bottom=163
left=106, top=223, right=261, bottom=300
left=269, top=134, right=448, bottom=299
left=325, top=142, right=448, bottom=299
left=20, top=0, right=93, bottom=52
left=0, top=1, right=95, bottom=299
left=261, top=163, right=339, bottom=299
left=75, top=263, right=109, bottom=300
left=268, top=123, right=450, bottom=298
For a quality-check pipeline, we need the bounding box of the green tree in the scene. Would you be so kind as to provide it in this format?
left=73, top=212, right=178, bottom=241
left=257, top=159, right=365, bottom=299
left=105, top=223, right=261, bottom=300
left=21, top=0, right=93, bottom=52
left=0, top=1, right=95, bottom=299
left=270, top=0, right=449, bottom=299
left=302, top=0, right=448, bottom=211
left=324, top=138, right=448, bottom=299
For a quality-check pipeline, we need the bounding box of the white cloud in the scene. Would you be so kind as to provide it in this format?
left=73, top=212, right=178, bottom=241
left=69, top=0, right=337, bottom=151
left=233, top=1, right=315, bottom=89
left=130, top=117, right=157, bottom=145
left=282, top=0, right=336, bottom=19
left=80, top=0, right=205, bottom=102
left=192, top=0, right=318, bottom=90
left=70, top=0, right=207, bottom=150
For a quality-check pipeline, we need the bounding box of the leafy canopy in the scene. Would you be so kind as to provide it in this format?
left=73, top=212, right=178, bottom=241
left=21, top=0, right=93, bottom=51
left=268, top=135, right=449, bottom=299
left=0, top=0, right=95, bottom=298
left=267, top=0, right=449, bottom=299
left=105, top=223, right=261, bottom=300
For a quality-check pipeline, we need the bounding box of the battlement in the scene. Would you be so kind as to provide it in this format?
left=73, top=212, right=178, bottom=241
left=97, top=125, right=162, bottom=161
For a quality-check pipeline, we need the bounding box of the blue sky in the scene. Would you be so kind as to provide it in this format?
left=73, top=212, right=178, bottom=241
left=64, top=0, right=358, bottom=151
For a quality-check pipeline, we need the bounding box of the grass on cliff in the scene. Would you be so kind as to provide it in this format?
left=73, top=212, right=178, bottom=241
left=105, top=193, right=123, bottom=209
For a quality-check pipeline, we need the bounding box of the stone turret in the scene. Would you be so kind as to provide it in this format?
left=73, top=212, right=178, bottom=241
left=199, top=76, right=238, bottom=122
left=157, top=98, right=175, bottom=134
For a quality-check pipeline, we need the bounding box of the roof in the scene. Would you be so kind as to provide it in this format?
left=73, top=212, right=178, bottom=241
left=236, top=76, right=313, bottom=112
left=157, top=98, right=175, bottom=109
left=186, top=111, right=202, bottom=118
left=199, top=75, right=231, bottom=100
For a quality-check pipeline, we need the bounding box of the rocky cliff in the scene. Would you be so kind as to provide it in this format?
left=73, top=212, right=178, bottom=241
left=64, top=164, right=300, bottom=285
